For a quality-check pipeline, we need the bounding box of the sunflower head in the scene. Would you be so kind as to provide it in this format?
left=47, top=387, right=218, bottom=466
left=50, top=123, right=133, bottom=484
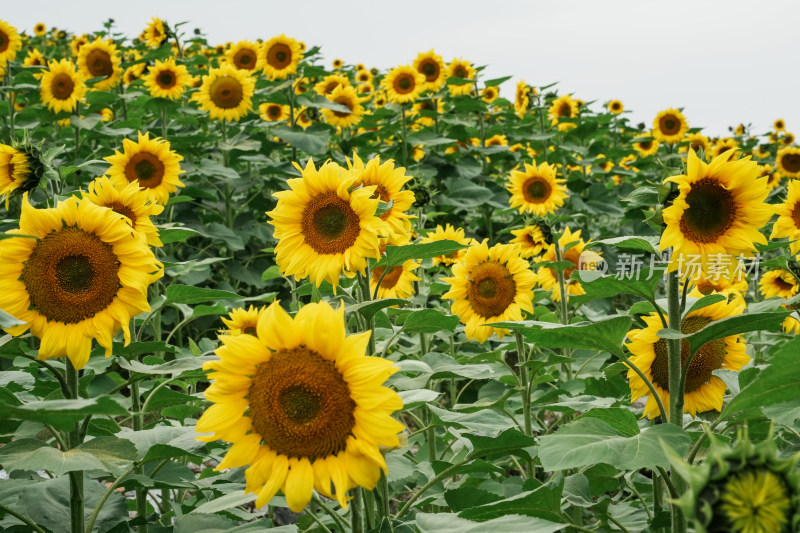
left=412, top=50, right=446, bottom=93
left=320, top=85, right=364, bottom=129
left=382, top=65, right=425, bottom=104
left=219, top=305, right=266, bottom=336
left=77, top=37, right=121, bottom=91
left=143, top=57, right=191, bottom=100
left=774, top=118, right=786, bottom=131
left=33, top=22, right=46, bottom=37
left=681, top=132, right=710, bottom=156
left=420, top=224, right=471, bottom=266
left=777, top=147, right=800, bottom=179
left=510, top=222, right=552, bottom=259
left=40, top=59, right=87, bottom=114
left=534, top=227, right=598, bottom=302
left=226, top=40, right=260, bottom=71
left=653, top=107, right=689, bottom=143
left=447, top=58, right=476, bottom=96
left=83, top=176, right=164, bottom=247
left=260, top=34, right=302, bottom=80
left=0, top=142, right=45, bottom=209
left=711, top=137, right=739, bottom=158
left=759, top=269, right=799, bottom=300
left=143, top=17, right=168, bottom=48
left=192, top=63, right=255, bottom=122
left=633, top=134, right=660, bottom=157
left=0, top=20, right=22, bottom=64
left=507, top=159, right=568, bottom=216
left=607, top=99, right=623, bottom=114
left=548, top=94, right=579, bottom=131
left=515, top=80, right=531, bottom=117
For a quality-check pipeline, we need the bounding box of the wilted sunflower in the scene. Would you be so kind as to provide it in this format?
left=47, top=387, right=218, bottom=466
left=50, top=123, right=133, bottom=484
left=412, top=49, right=446, bottom=93
left=196, top=301, right=404, bottom=513
left=0, top=20, right=22, bottom=64
left=607, top=100, right=623, bottom=114
left=510, top=223, right=551, bottom=258
left=259, top=102, right=290, bottom=123
left=660, top=149, right=772, bottom=277
left=443, top=241, right=535, bottom=343
left=193, top=63, right=255, bottom=122
left=33, top=22, right=46, bottom=37
left=759, top=269, right=798, bottom=299
left=653, top=107, right=688, bottom=143
left=0, top=143, right=44, bottom=209
left=260, top=34, right=301, bottom=80
left=105, top=131, right=185, bottom=205
left=446, top=58, right=475, bottom=96
left=143, top=58, right=190, bottom=100
left=770, top=179, right=800, bottom=257
left=348, top=153, right=415, bottom=240
left=0, top=196, right=162, bottom=370
left=633, top=135, right=660, bottom=157
left=226, top=40, right=260, bottom=71
left=77, top=37, right=121, bottom=91
left=40, top=59, right=86, bottom=114
left=776, top=146, right=800, bottom=179
left=534, top=227, right=599, bottom=302
left=515, top=80, right=530, bottom=117
left=83, top=176, right=164, bottom=247
left=220, top=305, right=266, bottom=336
left=507, top=159, right=567, bottom=216
left=320, top=85, right=364, bottom=129
left=383, top=65, right=425, bottom=104
left=626, top=298, right=748, bottom=419
left=549, top=94, right=579, bottom=132
left=143, top=17, right=168, bottom=48
left=370, top=260, right=421, bottom=300
left=267, top=159, right=388, bottom=289
left=421, top=224, right=471, bottom=266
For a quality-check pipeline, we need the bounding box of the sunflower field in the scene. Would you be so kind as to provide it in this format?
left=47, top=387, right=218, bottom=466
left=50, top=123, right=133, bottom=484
left=0, top=16, right=799, bottom=533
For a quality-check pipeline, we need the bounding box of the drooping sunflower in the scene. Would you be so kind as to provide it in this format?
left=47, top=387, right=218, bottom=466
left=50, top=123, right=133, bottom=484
left=447, top=58, right=475, bottom=96
left=39, top=59, right=86, bottom=114
left=515, top=80, right=530, bottom=117
left=267, top=159, right=388, bottom=289
left=770, top=179, right=800, bottom=257
left=382, top=65, right=425, bottom=104
left=632, top=134, right=660, bottom=157
left=626, top=297, right=749, bottom=419
left=652, top=107, right=689, bottom=143
left=607, top=99, right=623, bottom=114
left=193, top=63, right=255, bottom=122
left=0, top=143, right=44, bottom=209
left=759, top=269, right=798, bottom=299
left=421, top=224, right=472, bottom=266
left=196, top=301, right=404, bottom=512
left=0, top=195, right=162, bottom=370
left=370, top=260, right=421, bottom=300
left=226, top=40, right=260, bottom=71
left=77, top=37, right=121, bottom=91
left=710, top=137, right=739, bottom=158
left=534, top=227, right=599, bottom=302
left=548, top=94, right=579, bottom=132
left=660, top=149, right=772, bottom=276
left=0, top=20, right=22, bottom=64
left=260, top=34, right=302, bottom=80
left=510, top=223, right=551, bottom=259
left=776, top=146, right=800, bottom=179
left=83, top=176, right=164, bottom=247
left=320, top=85, right=364, bottom=129
left=105, top=131, right=185, bottom=205
left=143, top=17, right=168, bottom=48
left=143, top=57, right=191, bottom=100
left=412, top=50, right=446, bottom=93
left=507, top=160, right=568, bottom=216
left=220, top=305, right=266, bottom=336
left=443, top=241, right=535, bottom=343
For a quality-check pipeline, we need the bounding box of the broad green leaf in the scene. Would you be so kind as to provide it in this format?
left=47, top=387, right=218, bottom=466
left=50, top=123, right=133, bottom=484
left=0, top=396, right=127, bottom=430
left=423, top=352, right=497, bottom=380
left=459, top=480, right=563, bottom=522
left=428, top=405, right=515, bottom=436
left=589, top=235, right=660, bottom=254
left=190, top=491, right=257, bottom=515
left=685, top=311, right=789, bottom=353
left=165, top=285, right=240, bottom=304
left=570, top=268, right=663, bottom=305
left=0, top=437, right=136, bottom=476
left=119, top=356, right=216, bottom=376
left=118, top=425, right=206, bottom=462
left=402, top=309, right=460, bottom=334
left=415, top=513, right=564, bottom=533
left=444, top=487, right=503, bottom=512
left=272, top=125, right=330, bottom=154
left=159, top=228, right=202, bottom=244
left=380, top=240, right=469, bottom=268
left=0, top=309, right=25, bottom=328
left=491, top=316, right=632, bottom=357
left=464, top=428, right=536, bottom=461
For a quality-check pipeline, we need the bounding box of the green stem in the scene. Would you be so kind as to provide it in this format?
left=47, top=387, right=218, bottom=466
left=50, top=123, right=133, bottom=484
left=351, top=487, right=365, bottom=533
left=400, top=107, right=408, bottom=166
left=395, top=459, right=470, bottom=519
left=84, top=464, right=137, bottom=533
left=131, top=380, right=148, bottom=532
left=160, top=105, right=167, bottom=140
left=0, top=503, right=48, bottom=533
left=6, top=71, right=15, bottom=140
left=667, top=271, right=682, bottom=425
left=553, top=236, right=573, bottom=382
left=377, top=471, right=393, bottom=533
left=312, top=493, right=350, bottom=531
left=515, top=331, right=535, bottom=477
left=66, top=360, right=84, bottom=533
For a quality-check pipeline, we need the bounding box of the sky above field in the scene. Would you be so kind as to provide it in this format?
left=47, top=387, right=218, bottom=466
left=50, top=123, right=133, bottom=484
left=6, top=0, right=799, bottom=137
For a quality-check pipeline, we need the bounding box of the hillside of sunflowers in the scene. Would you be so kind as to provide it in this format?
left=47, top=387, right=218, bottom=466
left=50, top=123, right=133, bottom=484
left=0, top=15, right=799, bottom=533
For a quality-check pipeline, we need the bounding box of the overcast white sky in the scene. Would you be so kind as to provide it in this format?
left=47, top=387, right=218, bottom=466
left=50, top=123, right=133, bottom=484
left=7, top=0, right=799, bottom=136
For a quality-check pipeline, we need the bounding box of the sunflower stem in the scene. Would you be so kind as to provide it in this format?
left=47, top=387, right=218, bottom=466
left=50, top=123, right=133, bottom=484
left=74, top=102, right=81, bottom=157
left=160, top=105, right=167, bottom=140
left=351, top=487, right=366, bottom=533
left=6, top=68, right=15, bottom=140
left=400, top=106, right=408, bottom=166
left=286, top=79, right=298, bottom=162
left=119, top=83, right=128, bottom=121
left=667, top=270, right=683, bottom=426
left=66, top=360, right=84, bottom=533
left=131, top=379, right=149, bottom=532
left=515, top=330, right=535, bottom=477
left=553, top=235, right=573, bottom=382
left=377, top=471, right=393, bottom=533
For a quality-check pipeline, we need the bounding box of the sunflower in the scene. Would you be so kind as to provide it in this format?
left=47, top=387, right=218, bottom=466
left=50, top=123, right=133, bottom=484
left=331, top=58, right=343, bottom=69
left=226, top=40, right=260, bottom=71
left=754, top=144, right=771, bottom=159
left=0, top=144, right=43, bottom=209
left=507, top=159, right=567, bottom=216
left=267, top=159, right=388, bottom=289
left=481, top=86, right=499, bottom=104
left=607, top=100, right=623, bottom=114
left=33, top=22, right=46, bottom=37
left=39, top=59, right=86, bottom=114
left=781, top=132, right=795, bottom=146
left=776, top=146, right=800, bottom=179
left=373, top=91, right=387, bottom=108
left=0, top=20, right=22, bottom=64
left=196, top=300, right=404, bottom=512
left=143, top=17, right=168, bottom=48
left=69, top=34, right=89, bottom=57
left=105, top=131, right=185, bottom=205
left=515, top=80, right=530, bottom=117
left=443, top=241, right=535, bottom=343
left=783, top=313, right=800, bottom=334
left=711, top=137, right=739, bottom=158
left=412, top=50, right=446, bottom=93
left=0, top=195, right=162, bottom=370
left=774, top=118, right=786, bottom=131
left=382, top=65, right=425, bottom=105
left=295, top=106, right=312, bottom=129
left=688, top=273, right=748, bottom=308
left=321, top=85, right=364, bottom=129
left=681, top=132, right=710, bottom=155
left=626, top=297, right=749, bottom=419
left=22, top=48, right=46, bottom=68
left=257, top=103, right=287, bottom=123
left=420, top=224, right=471, bottom=266
left=652, top=108, right=689, bottom=143
left=355, top=69, right=373, bottom=86
left=314, top=74, right=350, bottom=97
left=193, top=63, right=255, bottom=122
left=485, top=134, right=508, bottom=148
left=260, top=34, right=301, bottom=80
left=548, top=94, right=579, bottom=132
left=510, top=223, right=551, bottom=258
left=83, top=176, right=164, bottom=247
left=759, top=163, right=782, bottom=190
left=633, top=134, right=660, bottom=157
left=370, top=260, right=421, bottom=300
left=534, top=227, right=598, bottom=302
left=446, top=58, right=475, bottom=96
left=220, top=305, right=266, bottom=336
left=77, top=37, right=121, bottom=91
left=142, top=58, right=191, bottom=100
left=759, top=269, right=798, bottom=300
left=770, top=179, right=800, bottom=257
left=660, top=149, right=772, bottom=277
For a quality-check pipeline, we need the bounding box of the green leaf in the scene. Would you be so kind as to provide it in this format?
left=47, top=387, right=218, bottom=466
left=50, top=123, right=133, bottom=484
left=272, top=125, right=330, bottom=154
left=589, top=235, right=661, bottom=254
left=380, top=240, right=469, bottom=268
left=458, top=480, right=563, bottom=522
left=406, top=131, right=457, bottom=146
left=0, top=437, right=136, bottom=476
left=464, top=427, right=536, bottom=461
left=0, top=308, right=25, bottom=328
left=570, top=268, right=664, bottom=305
left=159, top=228, right=202, bottom=244
left=189, top=491, right=257, bottom=515
left=165, top=285, right=241, bottom=305
left=402, top=309, right=460, bottom=334
left=0, top=396, right=127, bottom=430
left=398, top=389, right=441, bottom=408
left=483, top=76, right=513, bottom=87
left=491, top=316, right=632, bottom=357
left=261, top=265, right=282, bottom=281
left=119, top=425, right=206, bottom=462
left=423, top=352, right=498, bottom=380
left=684, top=311, right=789, bottom=354
left=415, top=513, right=564, bottom=533
left=347, top=298, right=408, bottom=320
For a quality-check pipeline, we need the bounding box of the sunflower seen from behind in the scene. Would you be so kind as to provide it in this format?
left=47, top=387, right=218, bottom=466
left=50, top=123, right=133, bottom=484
left=143, top=57, right=191, bottom=100
left=193, top=63, right=255, bottom=122
left=77, top=37, right=121, bottom=91
left=653, top=107, right=688, bottom=143
left=0, top=195, right=162, bottom=370
left=443, top=241, right=535, bottom=343
left=83, top=176, right=164, bottom=247
left=382, top=65, right=425, bottom=104
left=40, top=59, right=86, bottom=114
left=196, top=300, right=404, bottom=512
left=260, top=34, right=301, bottom=80
left=507, top=159, right=567, bottom=216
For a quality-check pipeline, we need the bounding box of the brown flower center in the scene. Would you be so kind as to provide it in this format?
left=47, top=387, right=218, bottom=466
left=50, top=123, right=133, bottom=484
left=419, top=59, right=439, bottom=81
left=157, top=70, right=177, bottom=89
left=125, top=151, right=165, bottom=188
left=233, top=48, right=257, bottom=70
left=86, top=47, right=113, bottom=77
left=0, top=30, right=8, bottom=53
left=301, top=192, right=361, bottom=254
left=659, top=115, right=681, bottom=136
left=209, top=75, right=244, bottom=109
left=106, top=201, right=138, bottom=226
left=522, top=176, right=552, bottom=204
left=332, top=96, right=355, bottom=118
left=780, top=152, right=800, bottom=174
left=267, top=43, right=292, bottom=69
left=51, top=72, right=75, bottom=100
left=467, top=261, right=516, bottom=318
left=372, top=265, right=404, bottom=289
left=679, top=178, right=737, bottom=243
left=393, top=74, right=415, bottom=95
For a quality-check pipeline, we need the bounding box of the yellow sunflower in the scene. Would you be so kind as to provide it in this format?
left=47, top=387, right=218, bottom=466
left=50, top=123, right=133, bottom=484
left=774, top=118, right=786, bottom=132
left=507, top=159, right=568, bottom=216
left=633, top=134, right=660, bottom=157
left=0, top=195, right=162, bottom=370
left=653, top=108, right=689, bottom=143
left=39, top=59, right=86, bottom=114
left=315, top=74, right=350, bottom=97
left=69, top=34, right=89, bottom=57
left=77, top=37, right=121, bottom=91
left=485, top=134, right=508, bottom=147
left=105, top=131, right=185, bottom=205
left=259, top=103, right=290, bottom=123
left=83, top=176, right=164, bottom=247
left=688, top=273, right=748, bottom=308
left=754, top=144, right=771, bottom=159
left=421, top=224, right=472, bottom=266
left=510, top=224, right=550, bottom=258
left=770, top=179, right=800, bottom=256
left=143, top=17, right=168, bottom=48
left=220, top=305, right=266, bottom=336
left=320, top=85, right=364, bottom=129
left=196, top=300, right=404, bottom=512
left=443, top=241, right=535, bottom=343
left=267, top=159, right=389, bottom=289
left=549, top=94, right=579, bottom=132
left=382, top=65, right=425, bottom=104
left=776, top=147, right=800, bottom=179
left=626, top=298, right=749, bottom=419
left=295, top=106, right=313, bottom=129
left=534, top=227, right=598, bottom=302
left=660, top=149, right=772, bottom=277
left=515, top=80, right=530, bottom=117
left=607, top=100, right=623, bottom=114
left=711, top=137, right=739, bottom=158
left=412, top=50, right=446, bottom=93
left=192, top=63, right=255, bottom=122
left=370, top=260, right=421, bottom=300
left=481, top=86, right=499, bottom=104
left=782, top=312, right=800, bottom=334
left=681, top=132, right=710, bottom=155
left=759, top=269, right=798, bottom=299
left=0, top=20, right=22, bottom=64
left=760, top=163, right=782, bottom=190
left=143, top=58, right=191, bottom=100
left=23, top=48, right=46, bottom=68
left=260, top=34, right=302, bottom=80
left=332, top=58, right=343, bottom=69
left=781, top=132, right=795, bottom=146
left=226, top=40, right=260, bottom=71
left=33, top=22, right=46, bottom=37
left=446, top=58, right=475, bottom=96
left=355, top=69, right=373, bottom=86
